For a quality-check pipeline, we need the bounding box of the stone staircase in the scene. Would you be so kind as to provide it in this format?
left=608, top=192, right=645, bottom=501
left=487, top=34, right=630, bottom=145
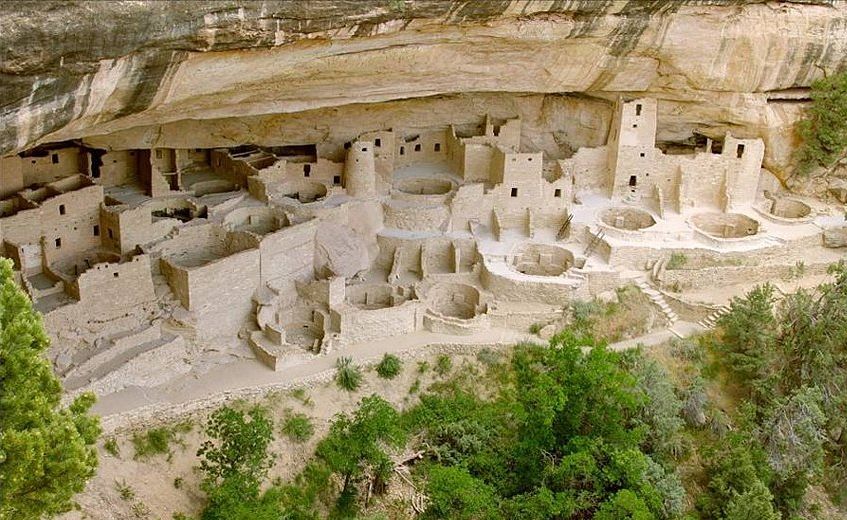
left=63, top=322, right=171, bottom=391
left=697, top=304, right=732, bottom=330
left=634, top=276, right=679, bottom=326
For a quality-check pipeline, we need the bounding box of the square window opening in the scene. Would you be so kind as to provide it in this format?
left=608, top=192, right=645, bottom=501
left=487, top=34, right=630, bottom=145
left=333, top=175, right=341, bottom=185
left=434, top=143, right=441, bottom=152
left=54, top=238, right=61, bottom=248
left=414, top=144, right=421, bottom=152
left=554, top=189, right=562, bottom=198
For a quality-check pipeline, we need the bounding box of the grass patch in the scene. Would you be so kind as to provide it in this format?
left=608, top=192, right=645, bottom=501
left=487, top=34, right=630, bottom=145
left=335, top=356, right=363, bottom=392
left=281, top=412, right=315, bottom=443
left=666, top=252, right=688, bottom=270
left=376, top=353, right=402, bottom=380
left=103, top=436, right=120, bottom=457
left=131, top=421, right=192, bottom=459
left=115, top=479, right=135, bottom=501
left=435, top=354, right=453, bottom=376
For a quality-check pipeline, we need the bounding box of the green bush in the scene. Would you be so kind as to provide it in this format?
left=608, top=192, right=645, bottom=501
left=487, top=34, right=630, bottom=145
left=131, top=428, right=173, bottom=458
left=131, top=422, right=191, bottom=459
left=104, top=437, right=120, bottom=457
left=335, top=356, right=363, bottom=391
left=666, top=252, right=688, bottom=270
left=797, top=71, right=847, bottom=174
left=281, top=413, right=314, bottom=443
left=375, top=353, right=402, bottom=379
left=435, top=354, right=453, bottom=376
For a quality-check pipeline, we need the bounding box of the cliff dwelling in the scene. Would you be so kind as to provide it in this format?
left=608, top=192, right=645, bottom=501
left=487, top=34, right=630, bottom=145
left=2, top=96, right=844, bottom=390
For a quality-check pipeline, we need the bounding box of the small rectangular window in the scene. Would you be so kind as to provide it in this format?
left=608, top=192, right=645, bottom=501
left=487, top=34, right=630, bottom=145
left=333, top=175, right=341, bottom=185
left=93, top=225, right=100, bottom=236
left=399, top=146, right=405, bottom=156
left=510, top=188, right=518, bottom=197
left=554, top=189, right=562, bottom=198
left=304, top=164, right=311, bottom=177
left=113, top=272, right=119, bottom=278
left=362, top=147, right=367, bottom=152
left=51, top=153, right=59, bottom=164
left=54, top=238, right=61, bottom=248
left=635, top=104, right=642, bottom=116
left=629, top=175, right=637, bottom=187
left=434, top=143, right=441, bottom=152
left=375, top=138, right=381, bottom=147
left=59, top=204, right=66, bottom=215
left=108, top=228, right=114, bottom=239
left=632, top=124, right=638, bottom=128
left=344, top=142, right=351, bottom=150
left=736, top=144, right=745, bottom=158
left=414, top=144, right=421, bottom=152
left=639, top=152, right=645, bottom=157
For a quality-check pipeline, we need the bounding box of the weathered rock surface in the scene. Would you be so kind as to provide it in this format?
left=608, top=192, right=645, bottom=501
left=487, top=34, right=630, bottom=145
left=823, top=225, right=847, bottom=248
left=314, top=224, right=370, bottom=279
left=2, top=1, right=846, bottom=178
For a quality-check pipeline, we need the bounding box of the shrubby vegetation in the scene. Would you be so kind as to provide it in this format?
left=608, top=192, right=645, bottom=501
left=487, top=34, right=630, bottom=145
left=375, top=353, right=402, bottom=380
left=705, top=261, right=847, bottom=513
left=797, top=71, right=847, bottom=174
left=0, top=258, right=100, bottom=519
left=190, top=330, right=688, bottom=519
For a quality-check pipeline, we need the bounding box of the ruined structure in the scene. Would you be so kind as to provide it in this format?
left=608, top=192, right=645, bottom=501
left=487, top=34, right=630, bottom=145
left=2, top=93, right=845, bottom=396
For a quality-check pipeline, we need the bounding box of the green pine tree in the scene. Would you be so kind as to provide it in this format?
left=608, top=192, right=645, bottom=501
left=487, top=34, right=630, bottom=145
left=0, top=258, right=100, bottom=519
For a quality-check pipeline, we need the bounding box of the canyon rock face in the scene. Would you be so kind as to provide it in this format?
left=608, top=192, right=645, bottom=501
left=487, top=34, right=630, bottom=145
left=2, top=0, right=846, bottom=178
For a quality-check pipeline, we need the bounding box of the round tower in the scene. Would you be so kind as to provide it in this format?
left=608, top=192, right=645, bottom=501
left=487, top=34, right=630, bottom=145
left=344, top=141, right=376, bottom=198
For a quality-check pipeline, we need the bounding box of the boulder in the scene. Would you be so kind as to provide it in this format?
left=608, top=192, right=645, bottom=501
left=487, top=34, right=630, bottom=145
left=823, top=225, right=847, bottom=248
left=314, top=224, right=370, bottom=279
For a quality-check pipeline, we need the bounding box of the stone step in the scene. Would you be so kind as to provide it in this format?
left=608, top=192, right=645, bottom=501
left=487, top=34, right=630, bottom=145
left=64, top=332, right=175, bottom=391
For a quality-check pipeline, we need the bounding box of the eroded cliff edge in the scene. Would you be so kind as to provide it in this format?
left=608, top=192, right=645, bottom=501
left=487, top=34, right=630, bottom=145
left=2, top=0, right=845, bottom=179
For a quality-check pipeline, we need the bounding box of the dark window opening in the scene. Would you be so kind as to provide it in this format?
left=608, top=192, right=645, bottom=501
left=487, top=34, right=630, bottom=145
left=113, top=272, right=119, bottom=278
left=59, top=204, right=66, bottom=215
left=51, top=153, right=59, bottom=164
left=632, top=124, right=638, bottom=128
left=93, top=225, right=99, bottom=236
left=414, top=144, right=421, bottom=152
left=344, top=142, right=351, bottom=150
left=494, top=126, right=501, bottom=137
left=554, top=189, right=562, bottom=198
left=333, top=175, right=341, bottom=185
left=304, top=164, right=311, bottom=177
left=374, top=138, right=381, bottom=147
left=736, top=144, right=745, bottom=158
left=54, top=238, right=61, bottom=248
left=108, top=229, right=114, bottom=239
left=639, top=152, right=645, bottom=157
left=400, top=146, right=405, bottom=156
left=636, top=104, right=642, bottom=116
left=362, top=147, right=367, bottom=152
left=511, top=188, right=518, bottom=197
left=434, top=143, right=441, bottom=152
left=629, top=175, right=637, bottom=187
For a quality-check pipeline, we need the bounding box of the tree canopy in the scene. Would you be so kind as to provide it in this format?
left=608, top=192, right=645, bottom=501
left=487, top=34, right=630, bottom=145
left=0, top=258, right=100, bottom=519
